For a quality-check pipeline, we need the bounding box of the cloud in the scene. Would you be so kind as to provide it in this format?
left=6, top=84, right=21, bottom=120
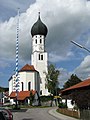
left=58, top=68, right=71, bottom=88
left=1, top=0, right=90, bottom=87
left=74, top=55, right=90, bottom=79
left=0, top=0, right=35, bottom=21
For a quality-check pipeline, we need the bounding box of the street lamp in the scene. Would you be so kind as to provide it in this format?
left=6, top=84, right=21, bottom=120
left=71, top=40, right=90, bottom=53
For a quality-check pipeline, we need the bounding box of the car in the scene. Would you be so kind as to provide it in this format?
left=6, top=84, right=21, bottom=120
left=0, top=108, right=13, bottom=120
left=0, top=111, right=7, bottom=120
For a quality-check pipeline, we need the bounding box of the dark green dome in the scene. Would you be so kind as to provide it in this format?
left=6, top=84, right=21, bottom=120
left=31, top=12, right=48, bottom=37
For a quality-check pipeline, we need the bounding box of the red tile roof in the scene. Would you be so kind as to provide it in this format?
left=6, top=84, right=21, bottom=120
left=19, top=64, right=37, bottom=72
left=10, top=90, right=36, bottom=100
left=61, top=78, right=90, bottom=93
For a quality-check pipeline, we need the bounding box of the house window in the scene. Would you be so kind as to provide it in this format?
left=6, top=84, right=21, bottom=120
left=21, top=82, right=24, bottom=91
left=28, top=82, right=31, bottom=91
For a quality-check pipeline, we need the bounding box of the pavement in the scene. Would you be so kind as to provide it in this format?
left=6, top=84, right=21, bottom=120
left=48, top=107, right=78, bottom=120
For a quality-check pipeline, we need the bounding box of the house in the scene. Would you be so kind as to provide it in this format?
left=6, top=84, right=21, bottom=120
left=10, top=90, right=40, bottom=106
left=60, top=78, right=90, bottom=109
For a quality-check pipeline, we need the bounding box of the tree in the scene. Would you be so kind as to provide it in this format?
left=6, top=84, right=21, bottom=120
left=45, top=64, right=60, bottom=95
left=30, top=91, right=34, bottom=106
left=63, top=74, right=82, bottom=89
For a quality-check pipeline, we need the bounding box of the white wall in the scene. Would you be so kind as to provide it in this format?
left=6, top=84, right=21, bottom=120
left=9, top=71, right=40, bottom=96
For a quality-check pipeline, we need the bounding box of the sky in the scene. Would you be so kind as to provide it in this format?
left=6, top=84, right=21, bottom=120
left=0, top=0, right=90, bottom=88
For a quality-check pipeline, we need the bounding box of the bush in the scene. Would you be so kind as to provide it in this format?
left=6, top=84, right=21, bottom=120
left=58, top=102, right=67, bottom=108
left=40, top=96, right=53, bottom=102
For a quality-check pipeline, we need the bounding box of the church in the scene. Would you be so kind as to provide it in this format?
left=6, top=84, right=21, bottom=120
left=9, top=13, right=49, bottom=105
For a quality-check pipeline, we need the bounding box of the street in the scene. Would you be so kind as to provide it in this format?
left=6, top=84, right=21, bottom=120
left=12, top=107, right=60, bottom=120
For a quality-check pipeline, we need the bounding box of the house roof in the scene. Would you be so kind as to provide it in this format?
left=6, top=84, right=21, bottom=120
left=10, top=90, right=36, bottom=100
left=19, top=64, right=37, bottom=72
left=61, top=78, right=90, bottom=93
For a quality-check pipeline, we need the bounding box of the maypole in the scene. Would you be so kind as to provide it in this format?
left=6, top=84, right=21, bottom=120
left=15, top=8, right=20, bottom=109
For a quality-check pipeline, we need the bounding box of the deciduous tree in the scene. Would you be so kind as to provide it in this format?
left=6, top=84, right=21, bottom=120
left=45, top=64, right=60, bottom=95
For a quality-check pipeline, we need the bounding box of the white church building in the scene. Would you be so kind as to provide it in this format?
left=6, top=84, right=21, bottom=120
left=9, top=13, right=49, bottom=104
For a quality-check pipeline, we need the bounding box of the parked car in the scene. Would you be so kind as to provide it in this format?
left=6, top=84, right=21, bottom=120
left=0, top=111, right=7, bottom=120
left=0, top=108, right=13, bottom=120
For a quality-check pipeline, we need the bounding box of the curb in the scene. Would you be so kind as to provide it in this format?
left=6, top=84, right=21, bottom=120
left=48, top=108, right=78, bottom=120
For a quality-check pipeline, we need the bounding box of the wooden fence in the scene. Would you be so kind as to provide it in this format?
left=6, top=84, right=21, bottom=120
left=58, top=108, right=80, bottom=119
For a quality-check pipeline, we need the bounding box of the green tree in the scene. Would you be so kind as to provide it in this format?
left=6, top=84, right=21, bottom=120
left=63, top=74, right=82, bottom=89
left=30, top=91, right=34, bottom=106
left=45, top=64, right=60, bottom=95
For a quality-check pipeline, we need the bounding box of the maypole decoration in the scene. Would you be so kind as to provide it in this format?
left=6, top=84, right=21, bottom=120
left=15, top=8, right=20, bottom=109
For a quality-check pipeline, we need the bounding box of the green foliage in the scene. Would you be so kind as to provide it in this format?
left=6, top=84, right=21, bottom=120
left=46, top=64, right=60, bottom=95
left=0, top=87, right=9, bottom=92
left=40, top=96, right=53, bottom=102
left=58, top=102, right=67, bottom=108
left=63, top=74, right=82, bottom=89
left=30, top=91, right=34, bottom=106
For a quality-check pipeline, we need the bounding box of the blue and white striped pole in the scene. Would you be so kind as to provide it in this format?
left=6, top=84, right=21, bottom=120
left=15, top=8, right=20, bottom=109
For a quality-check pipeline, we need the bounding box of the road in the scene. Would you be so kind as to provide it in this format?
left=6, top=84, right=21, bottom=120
left=12, top=107, right=60, bottom=120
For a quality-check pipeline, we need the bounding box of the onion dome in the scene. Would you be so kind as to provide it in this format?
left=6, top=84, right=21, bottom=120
left=31, top=12, right=48, bottom=37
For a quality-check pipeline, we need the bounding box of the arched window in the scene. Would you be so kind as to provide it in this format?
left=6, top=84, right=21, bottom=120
left=41, top=55, right=43, bottom=60
left=39, top=54, right=40, bottom=60
left=40, top=90, right=42, bottom=95
left=21, top=82, right=24, bottom=91
left=40, top=39, right=42, bottom=43
left=28, top=82, right=31, bottom=91
left=35, top=39, right=37, bottom=44
left=38, top=54, right=43, bottom=60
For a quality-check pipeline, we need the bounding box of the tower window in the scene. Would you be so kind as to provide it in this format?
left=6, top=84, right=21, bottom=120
left=39, top=54, right=40, bottom=60
left=40, top=39, right=42, bottom=43
left=35, top=39, right=37, bottom=44
left=28, top=82, right=31, bottom=91
left=41, top=55, right=43, bottom=60
left=21, top=82, right=24, bottom=91
left=38, top=54, right=43, bottom=60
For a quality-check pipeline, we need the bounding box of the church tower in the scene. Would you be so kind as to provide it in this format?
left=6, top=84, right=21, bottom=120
left=31, top=12, right=49, bottom=95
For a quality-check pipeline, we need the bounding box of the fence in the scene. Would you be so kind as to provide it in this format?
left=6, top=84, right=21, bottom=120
left=80, top=110, right=90, bottom=120
left=58, top=108, right=79, bottom=119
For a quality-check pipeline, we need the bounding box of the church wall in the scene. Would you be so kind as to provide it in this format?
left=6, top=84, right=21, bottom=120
left=26, top=72, right=35, bottom=90
left=9, top=79, right=13, bottom=95
left=19, top=71, right=35, bottom=91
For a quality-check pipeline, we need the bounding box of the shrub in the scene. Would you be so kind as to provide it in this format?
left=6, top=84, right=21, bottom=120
left=58, top=102, right=67, bottom=108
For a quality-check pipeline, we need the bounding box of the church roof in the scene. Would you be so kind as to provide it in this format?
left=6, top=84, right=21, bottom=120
left=19, top=64, right=38, bottom=72
left=10, top=90, right=36, bottom=100
left=61, top=78, right=90, bottom=94
left=31, top=12, right=48, bottom=37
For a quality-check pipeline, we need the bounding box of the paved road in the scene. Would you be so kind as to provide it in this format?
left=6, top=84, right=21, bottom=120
left=12, top=107, right=60, bottom=120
